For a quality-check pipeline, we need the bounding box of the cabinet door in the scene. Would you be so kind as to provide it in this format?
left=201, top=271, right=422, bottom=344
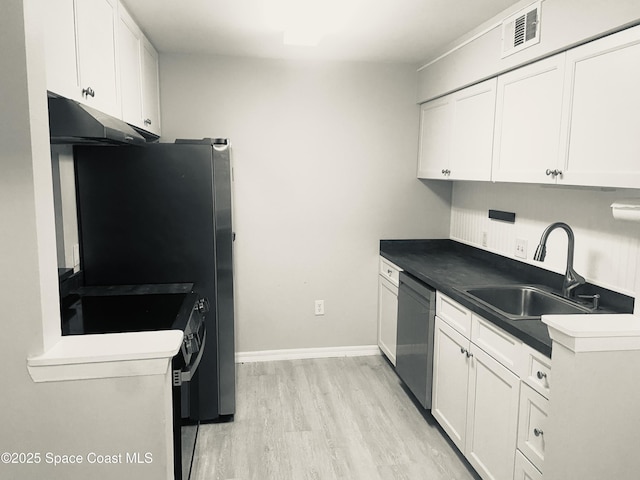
left=76, top=0, right=120, bottom=117
left=449, top=78, right=497, bottom=181
left=492, top=54, right=566, bottom=184
left=514, top=450, right=542, bottom=480
left=517, top=384, right=548, bottom=473
left=432, top=316, right=470, bottom=452
left=42, top=0, right=80, bottom=100
left=559, top=25, right=640, bottom=188
left=141, top=37, right=162, bottom=136
left=465, top=345, right=520, bottom=480
left=118, top=3, right=143, bottom=127
left=417, top=96, right=452, bottom=179
left=378, top=275, right=398, bottom=365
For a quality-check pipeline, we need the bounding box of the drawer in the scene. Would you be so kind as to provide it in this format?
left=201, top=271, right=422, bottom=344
left=436, top=292, right=472, bottom=338
left=517, top=383, right=549, bottom=473
left=379, top=257, right=402, bottom=287
left=514, top=450, right=542, bottom=480
left=521, top=344, right=551, bottom=399
left=471, top=314, right=522, bottom=373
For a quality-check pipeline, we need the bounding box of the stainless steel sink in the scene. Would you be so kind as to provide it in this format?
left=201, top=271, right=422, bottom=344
left=462, top=285, right=592, bottom=320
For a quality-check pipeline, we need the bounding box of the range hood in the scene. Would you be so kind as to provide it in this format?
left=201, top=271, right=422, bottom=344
left=48, top=96, right=147, bottom=146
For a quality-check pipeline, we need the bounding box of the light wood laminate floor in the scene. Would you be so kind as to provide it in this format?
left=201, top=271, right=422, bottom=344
left=189, top=355, right=480, bottom=480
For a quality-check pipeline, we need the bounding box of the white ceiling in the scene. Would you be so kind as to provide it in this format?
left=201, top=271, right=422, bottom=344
left=122, top=0, right=524, bottom=64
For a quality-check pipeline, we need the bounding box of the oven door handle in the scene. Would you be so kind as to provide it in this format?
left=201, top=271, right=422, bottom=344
left=173, top=327, right=207, bottom=387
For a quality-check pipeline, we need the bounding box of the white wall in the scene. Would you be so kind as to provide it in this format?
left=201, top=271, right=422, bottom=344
left=159, top=55, right=452, bottom=354
left=450, top=182, right=640, bottom=298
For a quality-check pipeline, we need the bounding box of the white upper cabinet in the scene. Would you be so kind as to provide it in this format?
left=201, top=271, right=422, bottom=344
left=43, top=0, right=120, bottom=117
left=449, top=79, right=496, bottom=181
left=42, top=0, right=79, bottom=101
left=418, top=79, right=496, bottom=181
left=118, top=3, right=143, bottom=127
left=43, top=0, right=161, bottom=135
left=75, top=0, right=120, bottom=117
left=559, top=25, right=640, bottom=188
left=117, top=1, right=161, bottom=136
left=492, top=53, right=566, bottom=184
left=417, top=96, right=452, bottom=179
left=141, top=37, right=161, bottom=136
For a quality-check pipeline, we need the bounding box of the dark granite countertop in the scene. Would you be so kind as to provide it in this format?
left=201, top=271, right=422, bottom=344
left=380, top=239, right=634, bottom=358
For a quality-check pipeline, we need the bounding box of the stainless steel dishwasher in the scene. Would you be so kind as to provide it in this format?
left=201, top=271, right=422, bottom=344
left=396, top=271, right=437, bottom=409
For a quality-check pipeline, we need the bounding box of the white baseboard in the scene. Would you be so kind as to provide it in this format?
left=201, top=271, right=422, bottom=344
left=235, top=345, right=381, bottom=363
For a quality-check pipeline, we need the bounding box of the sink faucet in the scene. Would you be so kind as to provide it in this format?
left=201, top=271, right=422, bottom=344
left=533, top=222, right=585, bottom=299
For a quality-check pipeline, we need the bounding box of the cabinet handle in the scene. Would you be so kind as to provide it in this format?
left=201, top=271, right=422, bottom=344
left=387, top=269, right=393, bottom=276
left=460, top=347, right=467, bottom=355
left=534, top=428, right=544, bottom=437
left=545, top=169, right=563, bottom=177
left=144, top=118, right=152, bottom=126
left=466, top=351, right=473, bottom=358
left=441, top=169, right=451, bottom=176
left=536, top=371, right=547, bottom=380
left=82, top=87, right=95, bottom=98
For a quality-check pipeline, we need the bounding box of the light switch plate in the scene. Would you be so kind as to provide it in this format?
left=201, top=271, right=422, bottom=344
left=515, top=238, right=527, bottom=259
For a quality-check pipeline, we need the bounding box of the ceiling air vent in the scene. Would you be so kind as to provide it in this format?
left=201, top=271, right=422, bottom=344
left=501, top=2, right=541, bottom=58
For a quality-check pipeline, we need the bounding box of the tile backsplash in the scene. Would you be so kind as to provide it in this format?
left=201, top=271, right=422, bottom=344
left=450, top=182, right=640, bottom=299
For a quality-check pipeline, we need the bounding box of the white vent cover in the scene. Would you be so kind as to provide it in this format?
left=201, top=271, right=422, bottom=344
left=501, top=2, right=541, bottom=58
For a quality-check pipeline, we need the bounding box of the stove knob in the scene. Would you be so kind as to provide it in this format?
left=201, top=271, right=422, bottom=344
left=184, top=334, right=195, bottom=356
left=196, top=298, right=210, bottom=314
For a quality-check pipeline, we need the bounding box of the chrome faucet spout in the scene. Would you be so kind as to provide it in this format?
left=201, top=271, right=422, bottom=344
left=533, top=222, right=585, bottom=298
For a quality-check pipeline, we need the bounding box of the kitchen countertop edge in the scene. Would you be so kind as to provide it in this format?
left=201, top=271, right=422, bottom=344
left=26, top=330, right=184, bottom=383
left=380, top=239, right=566, bottom=357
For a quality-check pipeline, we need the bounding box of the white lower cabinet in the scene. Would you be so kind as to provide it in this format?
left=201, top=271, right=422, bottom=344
left=466, top=345, right=520, bottom=480
left=432, top=316, right=470, bottom=451
left=432, top=304, right=520, bottom=480
left=514, top=450, right=543, bottom=480
left=377, top=258, right=402, bottom=365
left=517, top=384, right=548, bottom=473
left=432, top=293, right=553, bottom=480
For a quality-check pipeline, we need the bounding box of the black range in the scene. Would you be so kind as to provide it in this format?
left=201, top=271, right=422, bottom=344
left=380, top=239, right=634, bottom=357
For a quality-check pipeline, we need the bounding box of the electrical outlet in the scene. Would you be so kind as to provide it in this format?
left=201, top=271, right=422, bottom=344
left=515, top=238, right=527, bottom=259
left=482, top=231, right=488, bottom=247
left=315, top=300, right=325, bottom=316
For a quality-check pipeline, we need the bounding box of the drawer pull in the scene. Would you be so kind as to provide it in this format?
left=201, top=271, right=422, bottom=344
left=460, top=347, right=473, bottom=358
left=536, top=371, right=547, bottom=380
left=534, top=428, right=544, bottom=437
left=82, top=86, right=95, bottom=98
left=387, top=269, right=393, bottom=276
